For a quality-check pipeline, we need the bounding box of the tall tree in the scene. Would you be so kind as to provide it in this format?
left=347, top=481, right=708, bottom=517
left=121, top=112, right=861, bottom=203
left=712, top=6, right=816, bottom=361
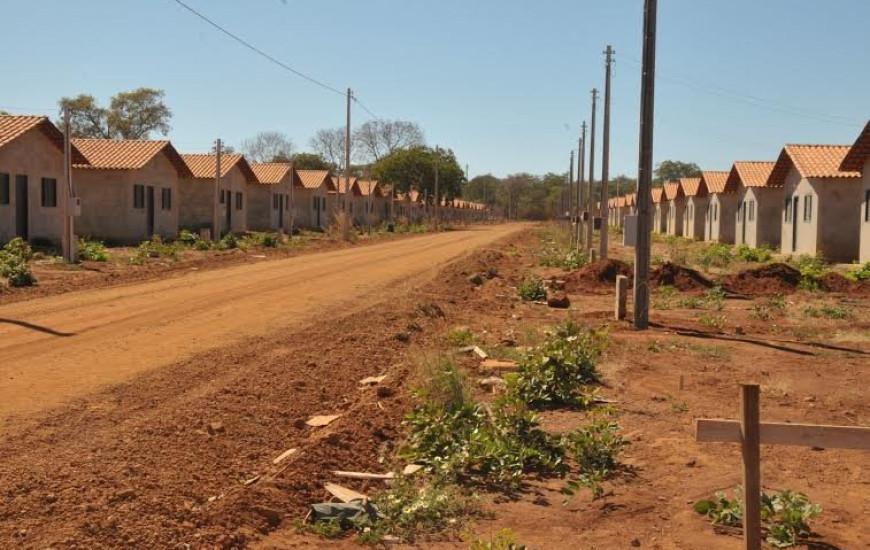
left=291, top=152, right=331, bottom=170
left=465, top=174, right=501, bottom=204
left=370, top=146, right=464, bottom=201
left=654, top=160, right=701, bottom=183
left=353, top=120, right=425, bottom=162
left=58, top=88, right=172, bottom=139
left=310, top=127, right=347, bottom=170
left=241, top=131, right=295, bottom=163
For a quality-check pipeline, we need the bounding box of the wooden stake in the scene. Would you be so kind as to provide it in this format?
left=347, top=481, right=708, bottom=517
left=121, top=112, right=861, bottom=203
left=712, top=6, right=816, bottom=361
left=615, top=275, right=628, bottom=320
left=741, top=384, right=761, bottom=550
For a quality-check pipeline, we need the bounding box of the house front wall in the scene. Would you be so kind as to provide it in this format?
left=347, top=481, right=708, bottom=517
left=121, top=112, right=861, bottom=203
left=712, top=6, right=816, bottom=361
left=0, top=129, right=65, bottom=244
left=706, top=193, right=736, bottom=243
left=247, top=180, right=291, bottom=232
left=74, top=153, right=179, bottom=244
left=178, top=165, right=247, bottom=235
left=813, top=177, right=860, bottom=262
left=666, top=198, right=685, bottom=236
left=862, top=158, right=870, bottom=263
left=653, top=203, right=665, bottom=233
left=684, top=195, right=709, bottom=240
left=780, top=168, right=816, bottom=256
left=736, top=186, right=781, bottom=248
left=294, top=186, right=329, bottom=230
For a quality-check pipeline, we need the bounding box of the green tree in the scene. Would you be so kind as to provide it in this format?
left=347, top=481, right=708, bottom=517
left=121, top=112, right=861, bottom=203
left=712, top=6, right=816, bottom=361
left=58, top=88, right=172, bottom=139
left=465, top=174, right=501, bottom=205
left=370, top=146, right=465, bottom=202
left=0, top=110, right=10, bottom=116
left=654, top=160, right=701, bottom=183
left=291, top=152, right=332, bottom=170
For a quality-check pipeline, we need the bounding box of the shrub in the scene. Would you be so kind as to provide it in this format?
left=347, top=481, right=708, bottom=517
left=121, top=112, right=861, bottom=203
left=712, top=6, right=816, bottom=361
left=703, top=286, right=727, bottom=311
left=695, top=243, right=733, bottom=270
left=699, top=313, right=726, bottom=329
left=517, top=276, right=547, bottom=301
left=790, top=254, right=827, bottom=291
left=0, top=238, right=36, bottom=287
left=509, top=322, right=603, bottom=410
left=2, top=237, right=34, bottom=262
left=130, top=235, right=179, bottom=265
left=750, top=294, right=786, bottom=320
left=735, top=244, right=773, bottom=263
left=217, top=232, right=240, bottom=250
left=845, top=262, right=870, bottom=281
left=445, top=326, right=475, bottom=347
left=77, top=238, right=109, bottom=262
left=563, top=416, right=629, bottom=498
left=243, top=232, right=279, bottom=248
left=802, top=303, right=851, bottom=320
left=470, top=529, right=534, bottom=550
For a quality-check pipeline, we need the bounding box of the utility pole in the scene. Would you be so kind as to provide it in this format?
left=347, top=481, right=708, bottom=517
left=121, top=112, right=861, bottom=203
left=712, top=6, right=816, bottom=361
left=289, top=160, right=295, bottom=239
left=434, top=148, right=441, bottom=231
left=577, top=123, right=586, bottom=249
left=600, top=45, right=615, bottom=260
left=634, top=0, right=658, bottom=330
left=586, top=89, right=598, bottom=252
left=61, top=107, right=75, bottom=262
left=213, top=138, right=222, bottom=242
left=568, top=150, right=575, bottom=243
left=343, top=88, right=352, bottom=240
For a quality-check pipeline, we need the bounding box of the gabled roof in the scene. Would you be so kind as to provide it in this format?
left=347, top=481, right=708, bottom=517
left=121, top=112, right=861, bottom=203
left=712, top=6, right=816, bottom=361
left=294, top=169, right=333, bottom=190
left=250, top=162, right=293, bottom=185
left=616, top=197, right=626, bottom=207
left=725, top=161, right=775, bottom=190
left=181, top=154, right=259, bottom=183
left=330, top=176, right=361, bottom=195
left=663, top=180, right=683, bottom=200
left=73, top=139, right=192, bottom=178
left=841, top=121, right=870, bottom=172
left=625, top=193, right=636, bottom=206
left=700, top=171, right=730, bottom=194
left=0, top=115, right=88, bottom=164
left=768, top=144, right=860, bottom=186
left=357, top=179, right=383, bottom=197
left=680, top=177, right=705, bottom=197
left=408, top=189, right=421, bottom=202
left=651, top=187, right=664, bottom=203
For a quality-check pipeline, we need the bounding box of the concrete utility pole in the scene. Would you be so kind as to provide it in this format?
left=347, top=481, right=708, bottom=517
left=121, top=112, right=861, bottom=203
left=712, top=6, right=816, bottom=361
left=586, top=89, right=598, bottom=252
left=213, top=138, right=222, bottom=242
left=634, top=0, right=658, bottom=330
left=600, top=45, right=615, bottom=260
left=343, top=88, right=352, bottom=240
left=61, top=107, right=75, bottom=262
left=577, top=123, right=586, bottom=249
left=568, top=150, right=575, bottom=243
left=434, top=148, right=441, bottom=231
left=289, top=161, right=295, bottom=238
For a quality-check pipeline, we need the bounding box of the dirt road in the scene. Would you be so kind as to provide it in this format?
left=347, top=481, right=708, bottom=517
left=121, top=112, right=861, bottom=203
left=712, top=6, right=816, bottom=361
left=0, top=224, right=521, bottom=426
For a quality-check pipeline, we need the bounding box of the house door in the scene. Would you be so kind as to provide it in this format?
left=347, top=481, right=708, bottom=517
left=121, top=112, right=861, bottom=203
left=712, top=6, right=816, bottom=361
left=278, top=194, right=284, bottom=229
left=791, top=196, right=799, bottom=252
left=15, top=175, right=28, bottom=240
left=740, top=201, right=747, bottom=244
left=146, top=186, right=155, bottom=237
left=316, top=197, right=321, bottom=227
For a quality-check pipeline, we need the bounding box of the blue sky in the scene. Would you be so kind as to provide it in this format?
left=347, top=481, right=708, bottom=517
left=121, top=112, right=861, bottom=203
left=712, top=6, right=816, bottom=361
left=2, top=0, right=867, bottom=179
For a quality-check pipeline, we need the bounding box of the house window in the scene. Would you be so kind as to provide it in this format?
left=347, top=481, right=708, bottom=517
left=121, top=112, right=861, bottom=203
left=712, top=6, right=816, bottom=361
left=235, top=191, right=243, bottom=210
left=748, top=200, right=755, bottom=222
left=865, top=190, right=870, bottom=222
left=133, top=184, right=145, bottom=209
left=714, top=203, right=718, bottom=221
left=0, top=173, right=9, bottom=205
left=161, top=188, right=172, bottom=210
left=784, top=197, right=792, bottom=222
left=41, top=178, right=58, bottom=208
left=803, top=194, right=813, bottom=222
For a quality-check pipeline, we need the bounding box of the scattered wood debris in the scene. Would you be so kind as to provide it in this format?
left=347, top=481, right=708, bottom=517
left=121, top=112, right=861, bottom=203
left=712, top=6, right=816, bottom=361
left=456, top=345, right=488, bottom=358
left=359, top=375, right=387, bottom=386
left=479, top=359, right=518, bottom=372
left=324, top=482, right=368, bottom=503
left=306, top=414, right=341, bottom=427
left=272, top=448, right=297, bottom=465
left=243, top=475, right=260, bottom=486
left=402, top=464, right=424, bottom=476
left=333, top=471, right=395, bottom=480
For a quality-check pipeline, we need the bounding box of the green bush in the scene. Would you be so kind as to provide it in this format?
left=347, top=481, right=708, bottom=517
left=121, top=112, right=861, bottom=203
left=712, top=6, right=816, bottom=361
left=2, top=237, right=34, bottom=262
left=130, top=235, right=179, bottom=265
left=470, top=529, right=535, bottom=550
left=0, top=238, right=36, bottom=287
left=243, top=232, right=279, bottom=248
left=445, top=326, right=475, bottom=347
left=735, top=244, right=773, bottom=263
left=517, top=276, right=547, bottom=301
left=790, top=254, right=827, bottom=291
left=695, top=243, right=733, bottom=270
left=77, top=238, right=109, bottom=262
left=563, top=417, right=629, bottom=498
left=845, top=262, right=870, bottom=281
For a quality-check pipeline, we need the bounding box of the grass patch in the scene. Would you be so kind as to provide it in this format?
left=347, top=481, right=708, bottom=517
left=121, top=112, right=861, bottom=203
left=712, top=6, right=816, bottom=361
left=445, top=326, right=476, bottom=347
left=735, top=244, right=773, bottom=263
left=517, top=276, right=547, bottom=301
left=695, top=242, right=733, bottom=270
left=802, top=303, right=852, bottom=320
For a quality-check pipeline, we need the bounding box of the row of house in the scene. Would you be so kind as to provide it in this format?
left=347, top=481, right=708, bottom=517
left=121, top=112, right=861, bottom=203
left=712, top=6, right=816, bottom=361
left=605, top=120, right=870, bottom=263
left=0, top=115, right=490, bottom=245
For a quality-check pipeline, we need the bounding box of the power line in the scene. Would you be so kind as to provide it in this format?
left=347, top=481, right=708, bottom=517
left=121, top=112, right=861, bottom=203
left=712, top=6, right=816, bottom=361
left=172, top=0, right=345, bottom=97
left=622, top=56, right=862, bottom=128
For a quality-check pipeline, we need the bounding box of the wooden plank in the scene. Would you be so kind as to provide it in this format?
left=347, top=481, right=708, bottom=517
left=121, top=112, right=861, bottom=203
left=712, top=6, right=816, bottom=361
left=402, top=464, right=424, bottom=476
left=324, top=482, right=368, bottom=503
left=306, top=414, right=341, bottom=427
left=359, top=375, right=387, bottom=386
left=272, top=448, right=297, bottom=465
left=741, top=384, right=762, bottom=550
left=696, top=419, right=870, bottom=451
left=479, top=359, right=517, bottom=372
left=333, top=470, right=395, bottom=480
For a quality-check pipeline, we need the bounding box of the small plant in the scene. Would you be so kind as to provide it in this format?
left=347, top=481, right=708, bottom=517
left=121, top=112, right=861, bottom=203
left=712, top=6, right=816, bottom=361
left=735, top=244, right=773, bottom=263
left=77, top=238, right=109, bottom=262
left=470, top=529, right=535, bottom=550
left=677, top=296, right=703, bottom=309
left=802, top=303, right=852, bottom=320
left=446, top=326, right=476, bottom=347
left=517, top=276, right=547, bottom=301
left=750, top=294, right=786, bottom=321
left=243, top=232, right=279, bottom=248
left=695, top=242, right=733, bottom=270
left=703, top=286, right=727, bottom=311
left=217, top=232, right=240, bottom=250
left=845, top=261, right=870, bottom=281
left=0, top=238, right=36, bottom=287
left=699, top=313, right=726, bottom=329
left=790, top=254, right=827, bottom=291
left=652, top=284, right=677, bottom=309
left=562, top=416, right=629, bottom=498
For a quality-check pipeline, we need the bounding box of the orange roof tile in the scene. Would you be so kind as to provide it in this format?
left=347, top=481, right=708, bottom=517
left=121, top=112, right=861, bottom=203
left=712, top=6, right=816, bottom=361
left=250, top=162, right=292, bottom=185
left=294, top=169, right=332, bottom=190
left=330, top=176, right=361, bottom=195
left=700, top=171, right=730, bottom=194
left=73, top=139, right=191, bottom=178
left=0, top=115, right=87, bottom=164
left=357, top=179, right=383, bottom=197
left=625, top=193, right=636, bottom=206
left=768, top=144, right=860, bottom=186
left=663, top=181, right=683, bottom=200
left=841, top=121, right=870, bottom=172
left=181, top=154, right=258, bottom=183
left=408, top=190, right=421, bottom=202
left=725, top=161, right=775, bottom=190
left=651, top=187, right=664, bottom=203
left=679, top=177, right=705, bottom=197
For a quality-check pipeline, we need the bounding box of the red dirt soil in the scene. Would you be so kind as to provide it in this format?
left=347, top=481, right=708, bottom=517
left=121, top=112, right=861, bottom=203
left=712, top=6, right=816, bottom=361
left=649, top=261, right=712, bottom=291
left=723, top=262, right=801, bottom=295
left=819, top=272, right=869, bottom=294
left=563, top=259, right=633, bottom=294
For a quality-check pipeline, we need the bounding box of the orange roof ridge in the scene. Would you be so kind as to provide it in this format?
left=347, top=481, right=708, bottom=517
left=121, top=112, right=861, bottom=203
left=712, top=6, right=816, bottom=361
left=0, top=115, right=88, bottom=164
left=768, top=145, right=859, bottom=186
left=181, top=153, right=258, bottom=183
left=73, top=138, right=191, bottom=177
left=841, top=120, right=870, bottom=172
left=250, top=162, right=292, bottom=185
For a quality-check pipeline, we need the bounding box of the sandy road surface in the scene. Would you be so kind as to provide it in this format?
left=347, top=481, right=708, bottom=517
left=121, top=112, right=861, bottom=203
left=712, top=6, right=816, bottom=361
left=0, top=224, right=521, bottom=425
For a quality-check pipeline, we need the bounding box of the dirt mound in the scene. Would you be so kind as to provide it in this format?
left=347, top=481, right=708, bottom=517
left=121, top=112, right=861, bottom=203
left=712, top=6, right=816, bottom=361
left=723, top=263, right=800, bottom=295
left=650, top=262, right=712, bottom=291
left=819, top=272, right=869, bottom=294
left=563, top=259, right=632, bottom=293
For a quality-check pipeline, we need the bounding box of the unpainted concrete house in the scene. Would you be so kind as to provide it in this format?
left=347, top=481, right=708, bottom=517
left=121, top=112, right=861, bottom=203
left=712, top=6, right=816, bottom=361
left=680, top=177, right=707, bottom=240
left=293, top=169, right=333, bottom=230
left=769, top=144, right=862, bottom=262
left=179, top=154, right=257, bottom=235
left=728, top=161, right=778, bottom=248
left=330, top=175, right=362, bottom=223
left=701, top=171, right=734, bottom=243
left=0, top=115, right=87, bottom=245
left=840, top=121, right=870, bottom=263
left=356, top=179, right=385, bottom=226
left=72, top=139, right=192, bottom=243
left=249, top=163, right=293, bottom=232
left=651, top=187, right=666, bottom=233
left=664, top=180, right=685, bottom=236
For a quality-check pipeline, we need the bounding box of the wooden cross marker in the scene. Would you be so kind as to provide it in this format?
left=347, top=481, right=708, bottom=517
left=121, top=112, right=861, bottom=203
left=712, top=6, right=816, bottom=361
left=695, top=383, right=870, bottom=550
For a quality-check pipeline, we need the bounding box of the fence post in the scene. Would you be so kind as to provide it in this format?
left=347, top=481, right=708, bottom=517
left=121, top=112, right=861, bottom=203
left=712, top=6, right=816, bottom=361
left=741, top=384, right=762, bottom=550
